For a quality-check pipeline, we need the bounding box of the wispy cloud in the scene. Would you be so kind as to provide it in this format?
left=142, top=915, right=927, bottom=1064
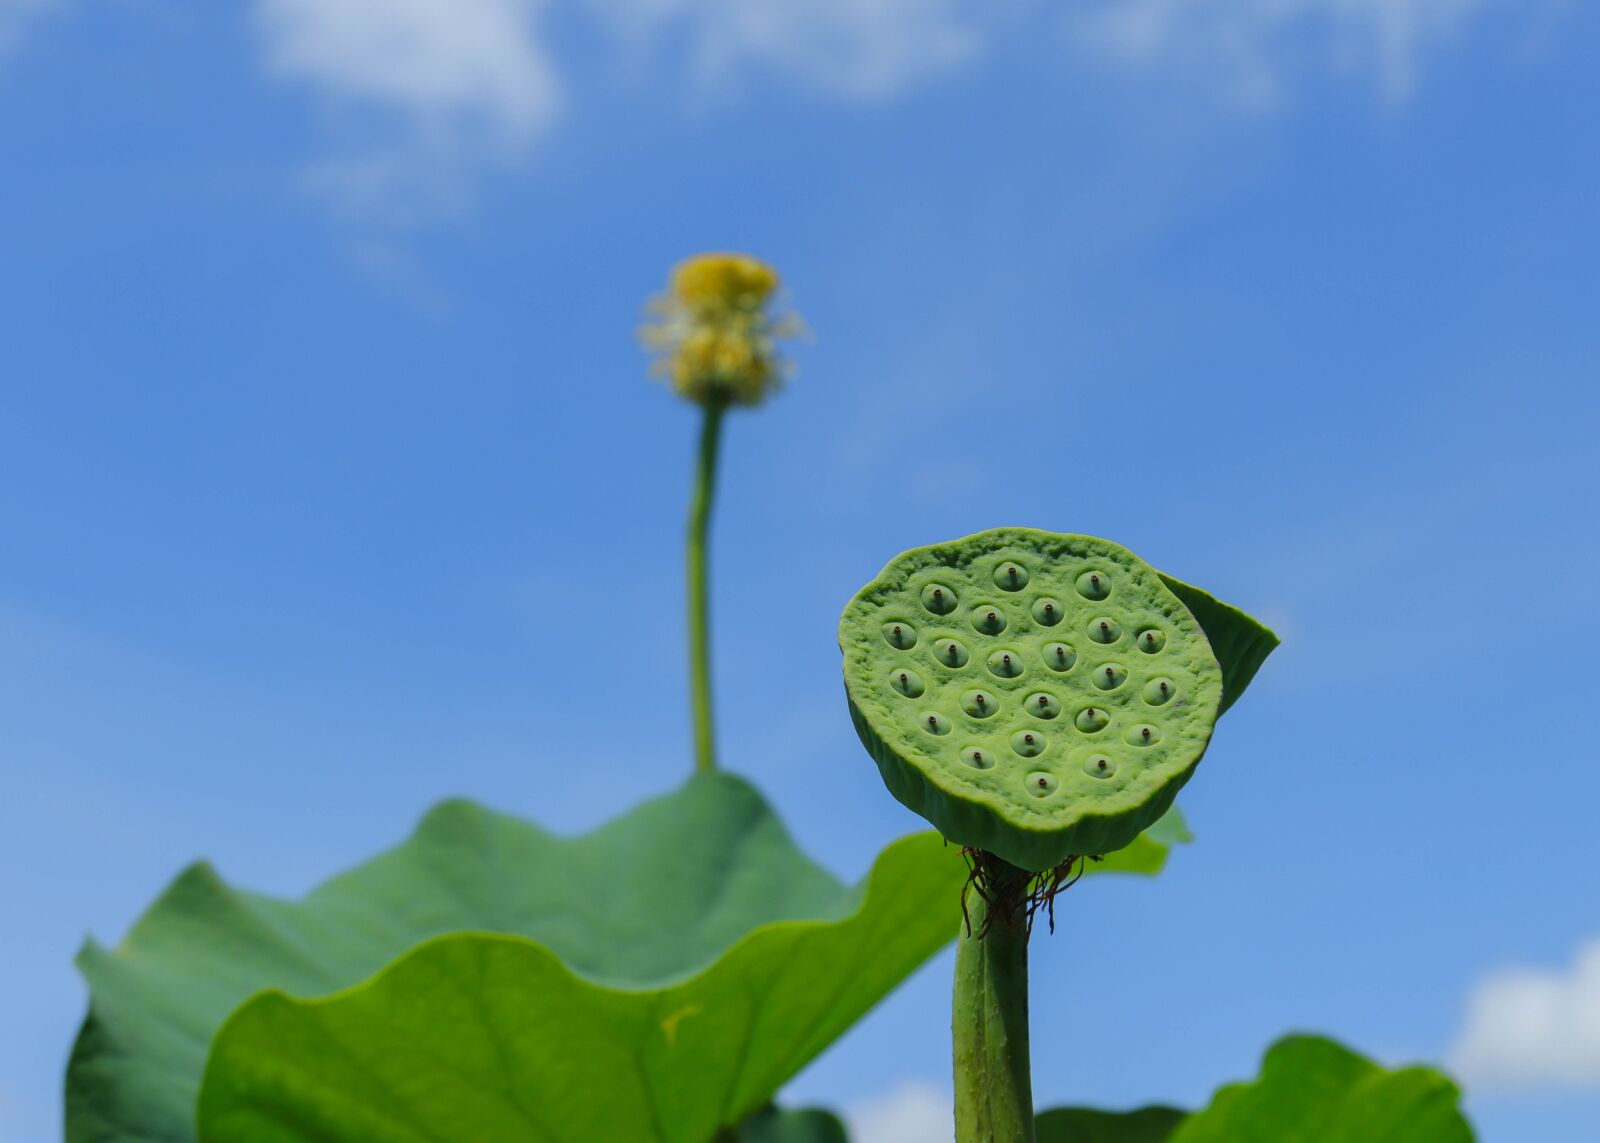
left=0, top=0, right=57, bottom=54
left=848, top=1081, right=954, bottom=1143
left=1067, top=0, right=1491, bottom=110
left=254, top=0, right=1504, bottom=218
left=255, top=0, right=977, bottom=218
left=589, top=0, right=978, bottom=99
left=256, top=0, right=562, bottom=218
left=1449, top=938, right=1600, bottom=1091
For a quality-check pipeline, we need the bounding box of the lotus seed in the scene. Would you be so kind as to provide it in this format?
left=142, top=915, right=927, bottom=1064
left=883, top=622, right=918, bottom=649
left=1010, top=730, right=1046, bottom=758
left=962, top=690, right=998, bottom=719
left=891, top=669, right=926, bottom=698
left=994, top=562, right=1030, bottom=590
left=1076, top=571, right=1110, bottom=600
left=934, top=630, right=966, bottom=669
left=924, top=713, right=950, bottom=735
left=1089, top=617, right=1122, bottom=644
left=963, top=747, right=993, bottom=770
left=1125, top=724, right=1161, bottom=747
left=1094, top=664, right=1128, bottom=690
left=922, top=583, right=958, bottom=615
left=1142, top=678, right=1175, bottom=705
left=1075, top=706, right=1109, bottom=733
left=1031, top=597, right=1063, bottom=626
left=1083, top=754, right=1116, bottom=779
left=971, top=605, right=1007, bottom=635
left=986, top=649, right=1022, bottom=678
left=1027, top=692, right=1062, bottom=720
left=1139, top=628, right=1167, bottom=653
left=1027, top=771, right=1058, bottom=798
left=1044, top=642, right=1076, bottom=672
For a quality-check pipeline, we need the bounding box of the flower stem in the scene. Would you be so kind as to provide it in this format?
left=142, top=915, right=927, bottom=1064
left=953, top=852, right=1036, bottom=1143
left=686, top=397, right=727, bottom=774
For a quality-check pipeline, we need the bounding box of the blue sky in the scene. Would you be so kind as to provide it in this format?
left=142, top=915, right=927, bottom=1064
left=2, top=1, right=1598, bottom=1140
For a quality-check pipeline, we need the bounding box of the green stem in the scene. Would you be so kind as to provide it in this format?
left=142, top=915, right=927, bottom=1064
left=686, top=398, right=727, bottom=774
left=953, top=853, right=1036, bottom=1143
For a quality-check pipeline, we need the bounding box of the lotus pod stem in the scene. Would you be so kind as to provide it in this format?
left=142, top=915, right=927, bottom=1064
left=953, top=851, right=1036, bottom=1143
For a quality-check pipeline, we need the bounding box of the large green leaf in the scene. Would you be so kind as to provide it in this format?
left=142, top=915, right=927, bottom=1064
left=70, top=771, right=1190, bottom=1142
left=67, top=774, right=952, bottom=1141
left=194, top=808, right=1188, bottom=1143
left=1158, top=575, right=1278, bottom=715
left=1034, top=1035, right=1475, bottom=1143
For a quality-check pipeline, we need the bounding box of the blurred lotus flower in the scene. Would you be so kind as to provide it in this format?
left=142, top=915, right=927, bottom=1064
left=642, top=252, right=803, bottom=407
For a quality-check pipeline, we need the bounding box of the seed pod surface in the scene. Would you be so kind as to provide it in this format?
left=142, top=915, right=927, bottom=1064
left=840, top=528, right=1222, bottom=870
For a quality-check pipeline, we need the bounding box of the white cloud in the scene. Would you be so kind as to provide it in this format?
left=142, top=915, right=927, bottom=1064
left=254, top=0, right=979, bottom=217
left=253, top=0, right=1505, bottom=218
left=1068, top=0, right=1490, bottom=110
left=256, top=0, right=562, bottom=218
left=848, top=1081, right=954, bottom=1143
left=1449, top=938, right=1600, bottom=1091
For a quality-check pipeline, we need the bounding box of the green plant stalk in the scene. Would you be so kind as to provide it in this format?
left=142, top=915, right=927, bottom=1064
left=953, top=852, right=1036, bottom=1143
left=687, top=396, right=728, bottom=773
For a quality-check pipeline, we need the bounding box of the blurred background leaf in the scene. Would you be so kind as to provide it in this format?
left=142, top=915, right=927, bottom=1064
left=1034, top=1035, right=1475, bottom=1143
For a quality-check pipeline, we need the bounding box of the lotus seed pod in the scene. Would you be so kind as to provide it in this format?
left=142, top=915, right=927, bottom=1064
left=840, top=528, right=1224, bottom=871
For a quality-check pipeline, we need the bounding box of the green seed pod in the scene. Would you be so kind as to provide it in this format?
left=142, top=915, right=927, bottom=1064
left=840, top=528, right=1223, bottom=871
